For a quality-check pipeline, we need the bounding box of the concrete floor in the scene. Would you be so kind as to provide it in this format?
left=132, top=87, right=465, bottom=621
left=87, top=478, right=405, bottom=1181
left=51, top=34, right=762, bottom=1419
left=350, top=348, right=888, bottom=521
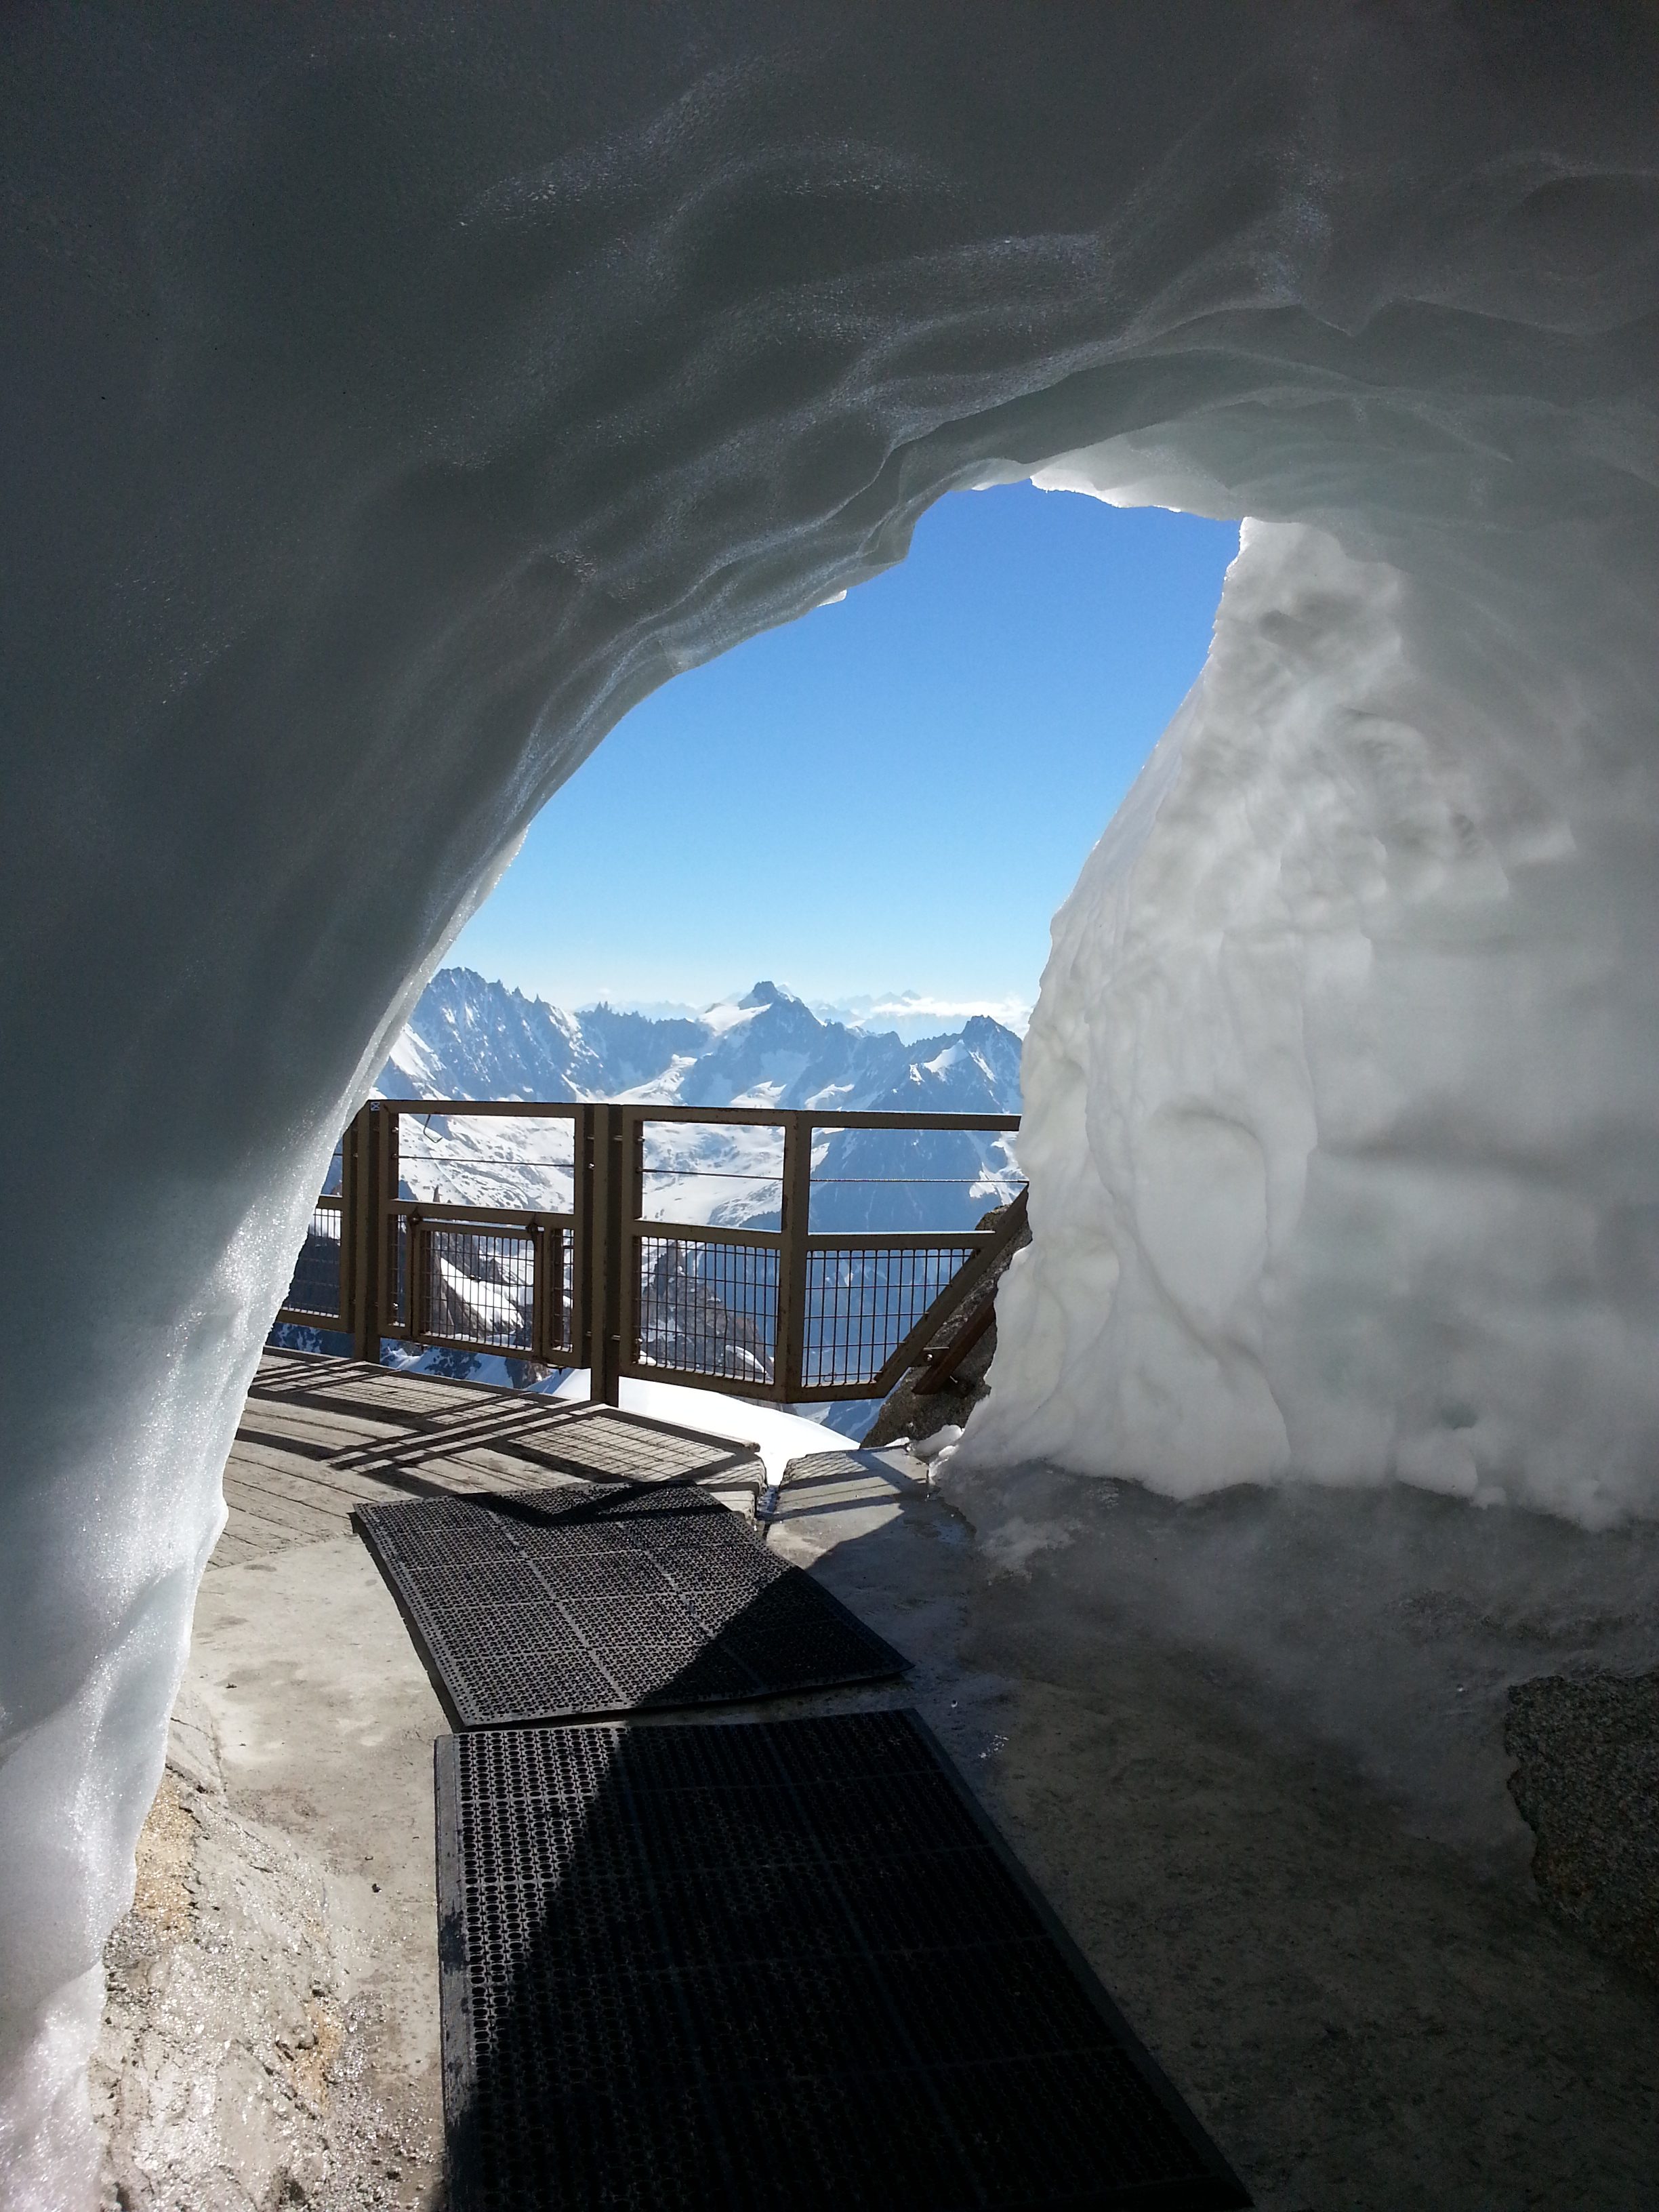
left=790, top=1473, right=1659, bottom=2212
left=96, top=1353, right=766, bottom=2211
left=96, top=1545, right=451, bottom=2212
left=98, top=1358, right=1659, bottom=2210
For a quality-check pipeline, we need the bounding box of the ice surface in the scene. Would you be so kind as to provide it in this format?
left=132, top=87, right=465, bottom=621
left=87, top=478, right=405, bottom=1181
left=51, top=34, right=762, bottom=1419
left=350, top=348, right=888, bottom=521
left=3, top=6, right=1658, bottom=2198
left=948, top=1456, right=1659, bottom=1860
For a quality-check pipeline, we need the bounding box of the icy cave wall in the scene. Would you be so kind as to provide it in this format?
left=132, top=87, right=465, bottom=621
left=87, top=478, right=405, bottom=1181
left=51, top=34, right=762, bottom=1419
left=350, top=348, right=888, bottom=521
left=3, top=3, right=1658, bottom=2199
left=970, top=508, right=1659, bottom=1524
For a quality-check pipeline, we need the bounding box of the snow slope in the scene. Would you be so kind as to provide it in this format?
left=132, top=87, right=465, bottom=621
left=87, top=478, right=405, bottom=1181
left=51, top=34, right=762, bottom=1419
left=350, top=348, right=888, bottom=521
left=4, top=8, right=1659, bottom=2198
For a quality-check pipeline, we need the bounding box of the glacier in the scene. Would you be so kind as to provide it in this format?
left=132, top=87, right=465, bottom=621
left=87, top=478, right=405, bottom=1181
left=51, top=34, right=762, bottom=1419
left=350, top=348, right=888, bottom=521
left=3, top=4, right=1658, bottom=2198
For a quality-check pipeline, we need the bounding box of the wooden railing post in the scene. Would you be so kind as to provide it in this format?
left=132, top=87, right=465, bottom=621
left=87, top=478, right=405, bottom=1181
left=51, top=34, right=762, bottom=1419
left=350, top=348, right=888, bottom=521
left=623, top=1109, right=644, bottom=1383
left=404, top=1210, right=425, bottom=1341
left=775, top=1113, right=813, bottom=1402
left=573, top=1105, right=596, bottom=1370
left=342, top=1101, right=392, bottom=1364
left=337, top=1110, right=361, bottom=1340
left=382, top=1107, right=400, bottom=1340
left=584, top=1101, right=625, bottom=1406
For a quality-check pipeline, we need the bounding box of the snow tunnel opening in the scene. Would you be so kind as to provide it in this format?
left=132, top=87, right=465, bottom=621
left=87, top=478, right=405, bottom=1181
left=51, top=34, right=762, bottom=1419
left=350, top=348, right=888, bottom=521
left=307, top=480, right=1239, bottom=1429
left=440, top=482, right=1240, bottom=1035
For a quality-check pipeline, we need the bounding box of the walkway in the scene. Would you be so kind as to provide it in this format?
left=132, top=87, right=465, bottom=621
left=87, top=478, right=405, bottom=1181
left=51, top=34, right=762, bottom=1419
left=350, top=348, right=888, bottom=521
left=94, top=1354, right=1659, bottom=2212
left=218, top=1347, right=762, bottom=1561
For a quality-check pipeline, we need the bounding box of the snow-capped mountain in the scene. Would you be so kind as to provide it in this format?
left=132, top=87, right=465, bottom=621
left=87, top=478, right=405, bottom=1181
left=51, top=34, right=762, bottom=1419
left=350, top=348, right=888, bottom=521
left=380, top=969, right=1021, bottom=1113
left=375, top=970, right=1023, bottom=1231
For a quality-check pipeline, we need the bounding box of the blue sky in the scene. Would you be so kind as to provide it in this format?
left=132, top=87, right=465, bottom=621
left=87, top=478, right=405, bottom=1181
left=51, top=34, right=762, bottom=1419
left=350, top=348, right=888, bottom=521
left=449, top=483, right=1238, bottom=1021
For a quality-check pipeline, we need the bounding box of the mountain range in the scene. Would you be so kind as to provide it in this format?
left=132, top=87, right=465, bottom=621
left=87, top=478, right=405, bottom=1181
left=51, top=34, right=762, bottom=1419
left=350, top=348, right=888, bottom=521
left=381, top=968, right=1021, bottom=1113
left=374, top=969, right=1023, bottom=1232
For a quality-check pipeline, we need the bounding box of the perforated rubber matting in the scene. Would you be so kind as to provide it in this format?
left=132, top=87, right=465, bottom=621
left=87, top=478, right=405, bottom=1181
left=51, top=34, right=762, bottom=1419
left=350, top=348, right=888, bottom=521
left=354, top=1483, right=908, bottom=1726
left=435, top=1709, right=1252, bottom=2211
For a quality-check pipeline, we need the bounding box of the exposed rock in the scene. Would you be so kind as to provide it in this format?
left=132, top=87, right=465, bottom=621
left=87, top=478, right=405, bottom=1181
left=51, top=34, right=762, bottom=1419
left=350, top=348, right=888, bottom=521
left=1506, top=1671, right=1659, bottom=1987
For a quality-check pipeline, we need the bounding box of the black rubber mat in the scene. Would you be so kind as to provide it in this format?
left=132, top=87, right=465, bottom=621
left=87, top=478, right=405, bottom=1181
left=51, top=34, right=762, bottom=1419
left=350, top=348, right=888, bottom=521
left=435, top=1709, right=1252, bottom=2211
left=355, top=1483, right=907, bottom=1726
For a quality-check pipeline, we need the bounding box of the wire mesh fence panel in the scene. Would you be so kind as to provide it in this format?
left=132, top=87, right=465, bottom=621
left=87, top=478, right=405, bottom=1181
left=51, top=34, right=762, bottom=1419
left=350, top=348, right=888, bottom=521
left=635, top=1236, right=777, bottom=1385
left=283, top=1200, right=344, bottom=1322
left=276, top=1102, right=1021, bottom=1398
left=426, top=1226, right=537, bottom=1351
left=804, top=1242, right=979, bottom=1389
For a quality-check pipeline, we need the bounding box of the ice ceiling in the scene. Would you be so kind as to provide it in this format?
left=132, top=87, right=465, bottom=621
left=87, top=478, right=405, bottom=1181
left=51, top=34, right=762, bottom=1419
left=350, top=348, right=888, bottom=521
left=3, top=3, right=1658, bottom=2198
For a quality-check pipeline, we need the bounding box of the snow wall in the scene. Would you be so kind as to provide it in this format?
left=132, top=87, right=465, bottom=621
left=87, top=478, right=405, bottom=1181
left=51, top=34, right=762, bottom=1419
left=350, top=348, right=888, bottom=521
left=968, top=506, right=1659, bottom=1523
left=3, top=4, right=1657, bottom=2198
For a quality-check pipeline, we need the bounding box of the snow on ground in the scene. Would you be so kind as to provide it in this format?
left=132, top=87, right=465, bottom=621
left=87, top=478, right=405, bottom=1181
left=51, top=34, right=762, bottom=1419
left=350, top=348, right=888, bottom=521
left=549, top=1372, right=857, bottom=1486
left=947, top=1452, right=1659, bottom=1857
left=377, top=1344, right=882, bottom=1471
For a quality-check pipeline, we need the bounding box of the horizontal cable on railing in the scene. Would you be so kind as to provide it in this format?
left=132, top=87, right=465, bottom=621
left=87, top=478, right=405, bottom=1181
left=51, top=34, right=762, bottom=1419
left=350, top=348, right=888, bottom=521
left=640, top=1166, right=779, bottom=1179
left=807, top=1174, right=1026, bottom=1186
left=638, top=1168, right=1023, bottom=1185
left=396, top=1151, right=575, bottom=1168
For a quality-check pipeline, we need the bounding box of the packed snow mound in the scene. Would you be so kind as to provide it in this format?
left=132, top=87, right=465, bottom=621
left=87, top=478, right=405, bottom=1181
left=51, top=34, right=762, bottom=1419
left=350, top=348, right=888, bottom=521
left=548, top=1374, right=837, bottom=1487
left=966, top=514, right=1659, bottom=1525
left=4, top=7, right=1659, bottom=2202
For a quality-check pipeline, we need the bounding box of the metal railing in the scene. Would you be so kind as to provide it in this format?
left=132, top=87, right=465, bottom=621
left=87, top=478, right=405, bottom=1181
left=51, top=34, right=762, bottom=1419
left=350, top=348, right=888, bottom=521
left=277, top=1099, right=1025, bottom=1406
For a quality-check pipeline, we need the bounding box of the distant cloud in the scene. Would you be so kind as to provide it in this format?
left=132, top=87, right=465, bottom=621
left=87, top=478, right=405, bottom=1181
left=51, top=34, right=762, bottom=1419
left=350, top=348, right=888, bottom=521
left=811, top=990, right=1032, bottom=1037
left=575, top=983, right=1033, bottom=1040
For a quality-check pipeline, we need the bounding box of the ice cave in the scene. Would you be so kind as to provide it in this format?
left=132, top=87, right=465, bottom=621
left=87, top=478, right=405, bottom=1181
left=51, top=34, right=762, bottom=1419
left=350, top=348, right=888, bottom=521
left=4, top=5, right=1659, bottom=2205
